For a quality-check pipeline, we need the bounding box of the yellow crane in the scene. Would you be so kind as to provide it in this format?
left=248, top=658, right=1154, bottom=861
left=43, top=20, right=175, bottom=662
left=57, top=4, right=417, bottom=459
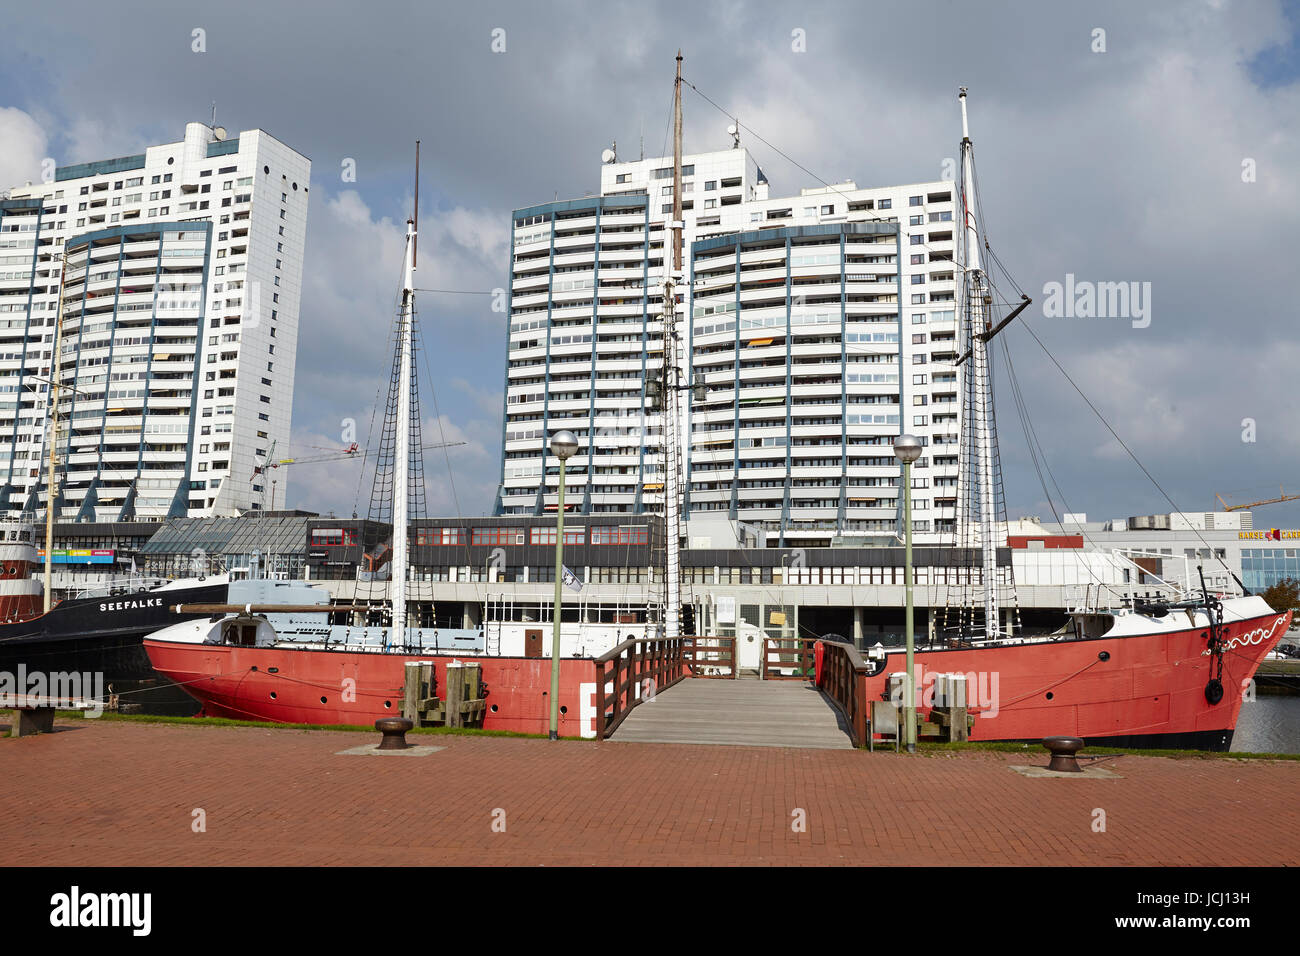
left=253, top=439, right=466, bottom=475
left=250, top=440, right=467, bottom=511
left=1215, top=486, right=1300, bottom=512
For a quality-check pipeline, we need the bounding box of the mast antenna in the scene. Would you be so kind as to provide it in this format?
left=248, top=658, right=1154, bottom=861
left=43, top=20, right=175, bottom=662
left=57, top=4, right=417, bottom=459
left=413, top=140, right=420, bottom=268
left=660, top=50, right=685, bottom=639
left=957, top=87, right=1000, bottom=639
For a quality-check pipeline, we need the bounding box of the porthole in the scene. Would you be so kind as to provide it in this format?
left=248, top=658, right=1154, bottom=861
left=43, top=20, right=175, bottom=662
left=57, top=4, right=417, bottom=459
left=292, top=182, right=298, bottom=190
left=320, top=696, right=327, bottom=704
left=263, top=165, right=270, bottom=174
left=1045, top=692, right=1054, bottom=701
left=490, top=704, right=499, bottom=713
left=269, top=692, right=277, bottom=700
left=167, top=157, right=174, bottom=165
left=560, top=705, right=568, bottom=715
left=383, top=700, right=392, bottom=709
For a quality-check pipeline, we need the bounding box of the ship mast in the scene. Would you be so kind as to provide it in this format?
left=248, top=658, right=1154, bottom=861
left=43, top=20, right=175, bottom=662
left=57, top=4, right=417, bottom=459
left=43, top=245, right=68, bottom=612
left=390, top=146, right=418, bottom=650
left=959, top=88, right=999, bottom=639
left=662, top=51, right=684, bottom=639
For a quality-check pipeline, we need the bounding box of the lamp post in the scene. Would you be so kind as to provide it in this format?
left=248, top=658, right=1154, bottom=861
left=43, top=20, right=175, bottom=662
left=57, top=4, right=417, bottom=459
left=548, top=429, right=579, bottom=740
left=893, top=434, right=923, bottom=754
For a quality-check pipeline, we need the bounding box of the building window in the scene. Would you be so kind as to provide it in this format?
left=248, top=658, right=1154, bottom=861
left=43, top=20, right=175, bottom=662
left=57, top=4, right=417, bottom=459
left=470, top=527, right=524, bottom=546
left=529, top=526, right=585, bottom=545
left=591, top=525, right=648, bottom=545
left=417, top=528, right=467, bottom=546
left=311, top=528, right=359, bottom=546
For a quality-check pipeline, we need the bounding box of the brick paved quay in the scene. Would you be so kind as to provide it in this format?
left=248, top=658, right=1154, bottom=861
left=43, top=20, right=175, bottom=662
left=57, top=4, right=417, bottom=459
left=1, top=719, right=1297, bottom=866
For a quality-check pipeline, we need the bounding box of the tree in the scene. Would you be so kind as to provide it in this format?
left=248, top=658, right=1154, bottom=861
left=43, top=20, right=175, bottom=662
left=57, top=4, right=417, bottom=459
left=1259, top=577, right=1300, bottom=614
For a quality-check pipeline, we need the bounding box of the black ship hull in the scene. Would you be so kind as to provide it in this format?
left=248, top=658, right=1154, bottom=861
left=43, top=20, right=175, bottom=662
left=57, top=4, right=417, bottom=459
left=0, top=581, right=228, bottom=715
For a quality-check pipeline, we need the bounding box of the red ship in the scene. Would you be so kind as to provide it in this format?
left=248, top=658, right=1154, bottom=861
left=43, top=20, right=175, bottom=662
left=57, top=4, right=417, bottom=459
left=143, top=593, right=1288, bottom=748
left=143, top=637, right=605, bottom=737
left=856, top=596, right=1290, bottom=751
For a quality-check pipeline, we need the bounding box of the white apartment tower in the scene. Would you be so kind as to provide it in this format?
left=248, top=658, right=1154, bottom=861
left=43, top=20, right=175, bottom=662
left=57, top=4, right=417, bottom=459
left=0, top=122, right=309, bottom=520
left=498, top=141, right=959, bottom=547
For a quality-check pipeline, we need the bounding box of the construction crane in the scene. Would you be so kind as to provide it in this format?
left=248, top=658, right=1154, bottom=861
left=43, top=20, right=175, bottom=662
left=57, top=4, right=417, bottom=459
left=247, top=439, right=467, bottom=514
left=1215, top=486, right=1300, bottom=512
left=253, top=439, right=466, bottom=475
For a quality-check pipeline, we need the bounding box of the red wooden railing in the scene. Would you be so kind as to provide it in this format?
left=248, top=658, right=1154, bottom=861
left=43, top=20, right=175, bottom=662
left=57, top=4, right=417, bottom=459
left=761, top=637, right=816, bottom=680
left=817, top=638, right=869, bottom=747
left=683, top=636, right=737, bottom=679
left=593, top=636, right=738, bottom=738
left=593, top=637, right=687, bottom=739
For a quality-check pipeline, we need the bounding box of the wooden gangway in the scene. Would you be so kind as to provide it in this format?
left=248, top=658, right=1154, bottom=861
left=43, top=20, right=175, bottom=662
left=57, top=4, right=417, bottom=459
left=609, top=678, right=855, bottom=749
left=592, top=636, right=866, bottom=749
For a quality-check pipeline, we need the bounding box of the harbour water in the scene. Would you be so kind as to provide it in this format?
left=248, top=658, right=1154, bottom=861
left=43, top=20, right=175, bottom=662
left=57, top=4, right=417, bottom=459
left=1230, top=695, right=1300, bottom=754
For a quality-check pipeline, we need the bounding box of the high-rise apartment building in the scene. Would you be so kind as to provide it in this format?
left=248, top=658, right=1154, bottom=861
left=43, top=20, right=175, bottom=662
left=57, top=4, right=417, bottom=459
left=0, top=122, right=309, bottom=520
left=497, top=143, right=959, bottom=546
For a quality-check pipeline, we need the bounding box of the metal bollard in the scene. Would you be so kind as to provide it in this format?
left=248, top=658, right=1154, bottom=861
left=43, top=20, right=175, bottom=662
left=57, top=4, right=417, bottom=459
left=1041, top=735, right=1085, bottom=772
left=375, top=717, right=414, bottom=751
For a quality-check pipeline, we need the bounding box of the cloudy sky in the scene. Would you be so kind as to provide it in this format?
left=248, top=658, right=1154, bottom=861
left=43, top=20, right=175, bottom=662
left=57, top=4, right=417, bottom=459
left=3, top=0, right=1298, bottom=527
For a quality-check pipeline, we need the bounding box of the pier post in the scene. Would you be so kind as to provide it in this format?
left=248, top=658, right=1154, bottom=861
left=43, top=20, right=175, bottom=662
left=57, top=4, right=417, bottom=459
left=446, top=661, right=465, bottom=728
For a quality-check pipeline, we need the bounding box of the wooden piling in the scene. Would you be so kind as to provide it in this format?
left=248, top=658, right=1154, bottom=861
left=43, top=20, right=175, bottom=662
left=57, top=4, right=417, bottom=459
left=446, top=661, right=465, bottom=729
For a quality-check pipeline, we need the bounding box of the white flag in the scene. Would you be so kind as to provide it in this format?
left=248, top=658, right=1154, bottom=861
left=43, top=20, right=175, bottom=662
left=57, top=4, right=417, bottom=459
left=562, top=565, right=584, bottom=593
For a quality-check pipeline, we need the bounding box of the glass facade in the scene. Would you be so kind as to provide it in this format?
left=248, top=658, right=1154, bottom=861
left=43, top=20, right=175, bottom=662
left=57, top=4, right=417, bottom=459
left=1241, top=547, right=1300, bottom=591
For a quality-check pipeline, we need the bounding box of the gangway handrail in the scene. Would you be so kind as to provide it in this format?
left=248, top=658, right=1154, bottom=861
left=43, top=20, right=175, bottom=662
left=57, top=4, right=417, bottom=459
left=593, top=636, right=689, bottom=738
left=816, top=638, right=869, bottom=747
left=593, top=635, right=736, bottom=738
